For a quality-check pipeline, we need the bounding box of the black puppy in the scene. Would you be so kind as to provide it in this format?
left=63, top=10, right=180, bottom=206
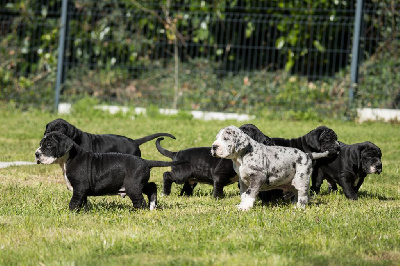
left=271, top=126, right=340, bottom=156
left=238, top=124, right=276, bottom=146
left=35, top=132, right=183, bottom=211
left=44, top=118, right=175, bottom=157
left=155, top=138, right=238, bottom=198
left=239, top=124, right=340, bottom=156
left=311, top=141, right=382, bottom=200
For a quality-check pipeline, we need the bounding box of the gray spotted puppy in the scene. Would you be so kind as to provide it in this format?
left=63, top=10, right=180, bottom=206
left=211, top=125, right=328, bottom=210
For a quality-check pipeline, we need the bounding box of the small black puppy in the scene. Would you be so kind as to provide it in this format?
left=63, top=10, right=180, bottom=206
left=44, top=118, right=175, bottom=157
left=155, top=137, right=238, bottom=198
left=35, top=132, right=183, bottom=211
left=311, top=141, right=382, bottom=200
left=239, top=124, right=340, bottom=156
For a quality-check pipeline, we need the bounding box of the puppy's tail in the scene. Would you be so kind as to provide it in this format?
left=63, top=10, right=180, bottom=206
left=134, top=133, right=176, bottom=146
left=155, top=137, right=176, bottom=159
left=308, top=151, right=330, bottom=160
left=145, top=160, right=187, bottom=169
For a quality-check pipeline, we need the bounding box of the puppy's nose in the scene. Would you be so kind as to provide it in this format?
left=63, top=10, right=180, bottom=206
left=212, top=144, right=218, bottom=151
left=35, top=151, right=40, bottom=158
left=376, top=163, right=382, bottom=173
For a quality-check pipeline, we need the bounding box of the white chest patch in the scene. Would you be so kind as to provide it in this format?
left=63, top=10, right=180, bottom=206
left=56, top=154, right=73, bottom=192
left=62, top=163, right=73, bottom=192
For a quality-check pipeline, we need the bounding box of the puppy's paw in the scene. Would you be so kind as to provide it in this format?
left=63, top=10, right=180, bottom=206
left=296, top=204, right=306, bottom=210
left=236, top=204, right=251, bottom=211
left=149, top=201, right=157, bottom=211
left=296, top=196, right=308, bottom=209
left=236, top=197, right=255, bottom=211
left=296, top=201, right=308, bottom=210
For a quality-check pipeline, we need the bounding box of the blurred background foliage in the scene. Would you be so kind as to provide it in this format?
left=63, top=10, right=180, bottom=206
left=0, top=0, right=399, bottom=119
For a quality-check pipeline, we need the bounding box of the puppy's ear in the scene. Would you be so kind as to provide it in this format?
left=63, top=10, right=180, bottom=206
left=240, top=124, right=273, bottom=146
left=44, top=123, right=49, bottom=136
left=364, top=141, right=382, bottom=157
left=55, top=134, right=74, bottom=157
left=319, top=128, right=338, bottom=143
left=349, top=143, right=368, bottom=169
left=234, top=132, right=250, bottom=152
left=305, top=128, right=322, bottom=151
left=239, top=124, right=256, bottom=139
left=375, top=145, right=382, bottom=158
left=64, top=122, right=78, bottom=139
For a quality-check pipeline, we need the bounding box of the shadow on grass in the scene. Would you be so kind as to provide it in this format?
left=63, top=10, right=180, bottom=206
left=83, top=199, right=138, bottom=212
left=312, top=189, right=396, bottom=201
left=173, top=183, right=241, bottom=199
left=357, top=191, right=397, bottom=201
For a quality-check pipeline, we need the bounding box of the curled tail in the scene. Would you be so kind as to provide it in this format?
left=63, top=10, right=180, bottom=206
left=134, top=133, right=175, bottom=146
left=145, top=160, right=187, bottom=168
left=308, top=151, right=330, bottom=160
left=156, top=137, right=176, bottom=159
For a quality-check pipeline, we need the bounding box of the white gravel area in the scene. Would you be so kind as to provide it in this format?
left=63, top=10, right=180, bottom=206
left=0, top=161, right=36, bottom=169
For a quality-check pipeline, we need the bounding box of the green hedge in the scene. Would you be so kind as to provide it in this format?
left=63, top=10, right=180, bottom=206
left=0, top=0, right=399, bottom=118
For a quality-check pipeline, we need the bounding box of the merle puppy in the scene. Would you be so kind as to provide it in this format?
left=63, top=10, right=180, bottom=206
left=156, top=138, right=238, bottom=198
left=238, top=124, right=339, bottom=202
left=35, top=132, right=184, bottom=211
left=211, top=126, right=328, bottom=210
left=44, top=118, right=175, bottom=157
left=311, top=141, right=382, bottom=200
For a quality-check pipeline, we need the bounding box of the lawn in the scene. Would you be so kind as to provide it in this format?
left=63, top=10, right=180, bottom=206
left=0, top=107, right=399, bottom=265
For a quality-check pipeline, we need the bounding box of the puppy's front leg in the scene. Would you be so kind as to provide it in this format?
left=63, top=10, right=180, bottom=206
left=238, top=176, right=247, bottom=195
left=339, top=173, right=358, bottom=200
left=310, top=167, right=323, bottom=194
left=352, top=176, right=365, bottom=194
left=212, top=180, right=224, bottom=198
left=69, top=190, right=87, bottom=211
left=237, top=174, right=266, bottom=211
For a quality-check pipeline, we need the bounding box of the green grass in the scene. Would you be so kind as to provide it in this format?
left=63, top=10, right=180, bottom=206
left=0, top=107, right=399, bottom=265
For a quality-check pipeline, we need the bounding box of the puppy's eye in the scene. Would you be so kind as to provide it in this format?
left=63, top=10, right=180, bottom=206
left=223, top=137, right=229, bottom=141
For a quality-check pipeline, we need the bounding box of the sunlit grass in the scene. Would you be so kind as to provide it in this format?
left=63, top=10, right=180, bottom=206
left=0, top=108, right=399, bottom=265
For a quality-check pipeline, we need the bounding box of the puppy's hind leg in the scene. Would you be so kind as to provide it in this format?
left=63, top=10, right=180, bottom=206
left=143, top=182, right=157, bottom=210
left=162, top=172, right=174, bottom=195
left=128, top=194, right=147, bottom=210
left=180, top=182, right=196, bottom=196
left=126, top=184, right=147, bottom=210
left=293, top=164, right=312, bottom=209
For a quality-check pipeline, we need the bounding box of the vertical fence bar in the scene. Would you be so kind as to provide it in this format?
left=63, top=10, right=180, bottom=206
left=349, top=0, right=364, bottom=106
left=54, top=0, right=68, bottom=112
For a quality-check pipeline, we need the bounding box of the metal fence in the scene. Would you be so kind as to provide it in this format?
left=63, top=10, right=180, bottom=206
left=1, top=0, right=399, bottom=116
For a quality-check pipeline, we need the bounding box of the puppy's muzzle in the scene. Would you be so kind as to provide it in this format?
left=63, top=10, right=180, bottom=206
left=326, top=141, right=340, bottom=157
left=375, top=162, right=383, bottom=174
left=211, top=144, right=219, bottom=157
left=35, top=150, right=41, bottom=164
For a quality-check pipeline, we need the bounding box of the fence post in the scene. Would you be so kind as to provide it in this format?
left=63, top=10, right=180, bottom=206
left=54, top=0, right=68, bottom=112
left=349, top=0, right=364, bottom=107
